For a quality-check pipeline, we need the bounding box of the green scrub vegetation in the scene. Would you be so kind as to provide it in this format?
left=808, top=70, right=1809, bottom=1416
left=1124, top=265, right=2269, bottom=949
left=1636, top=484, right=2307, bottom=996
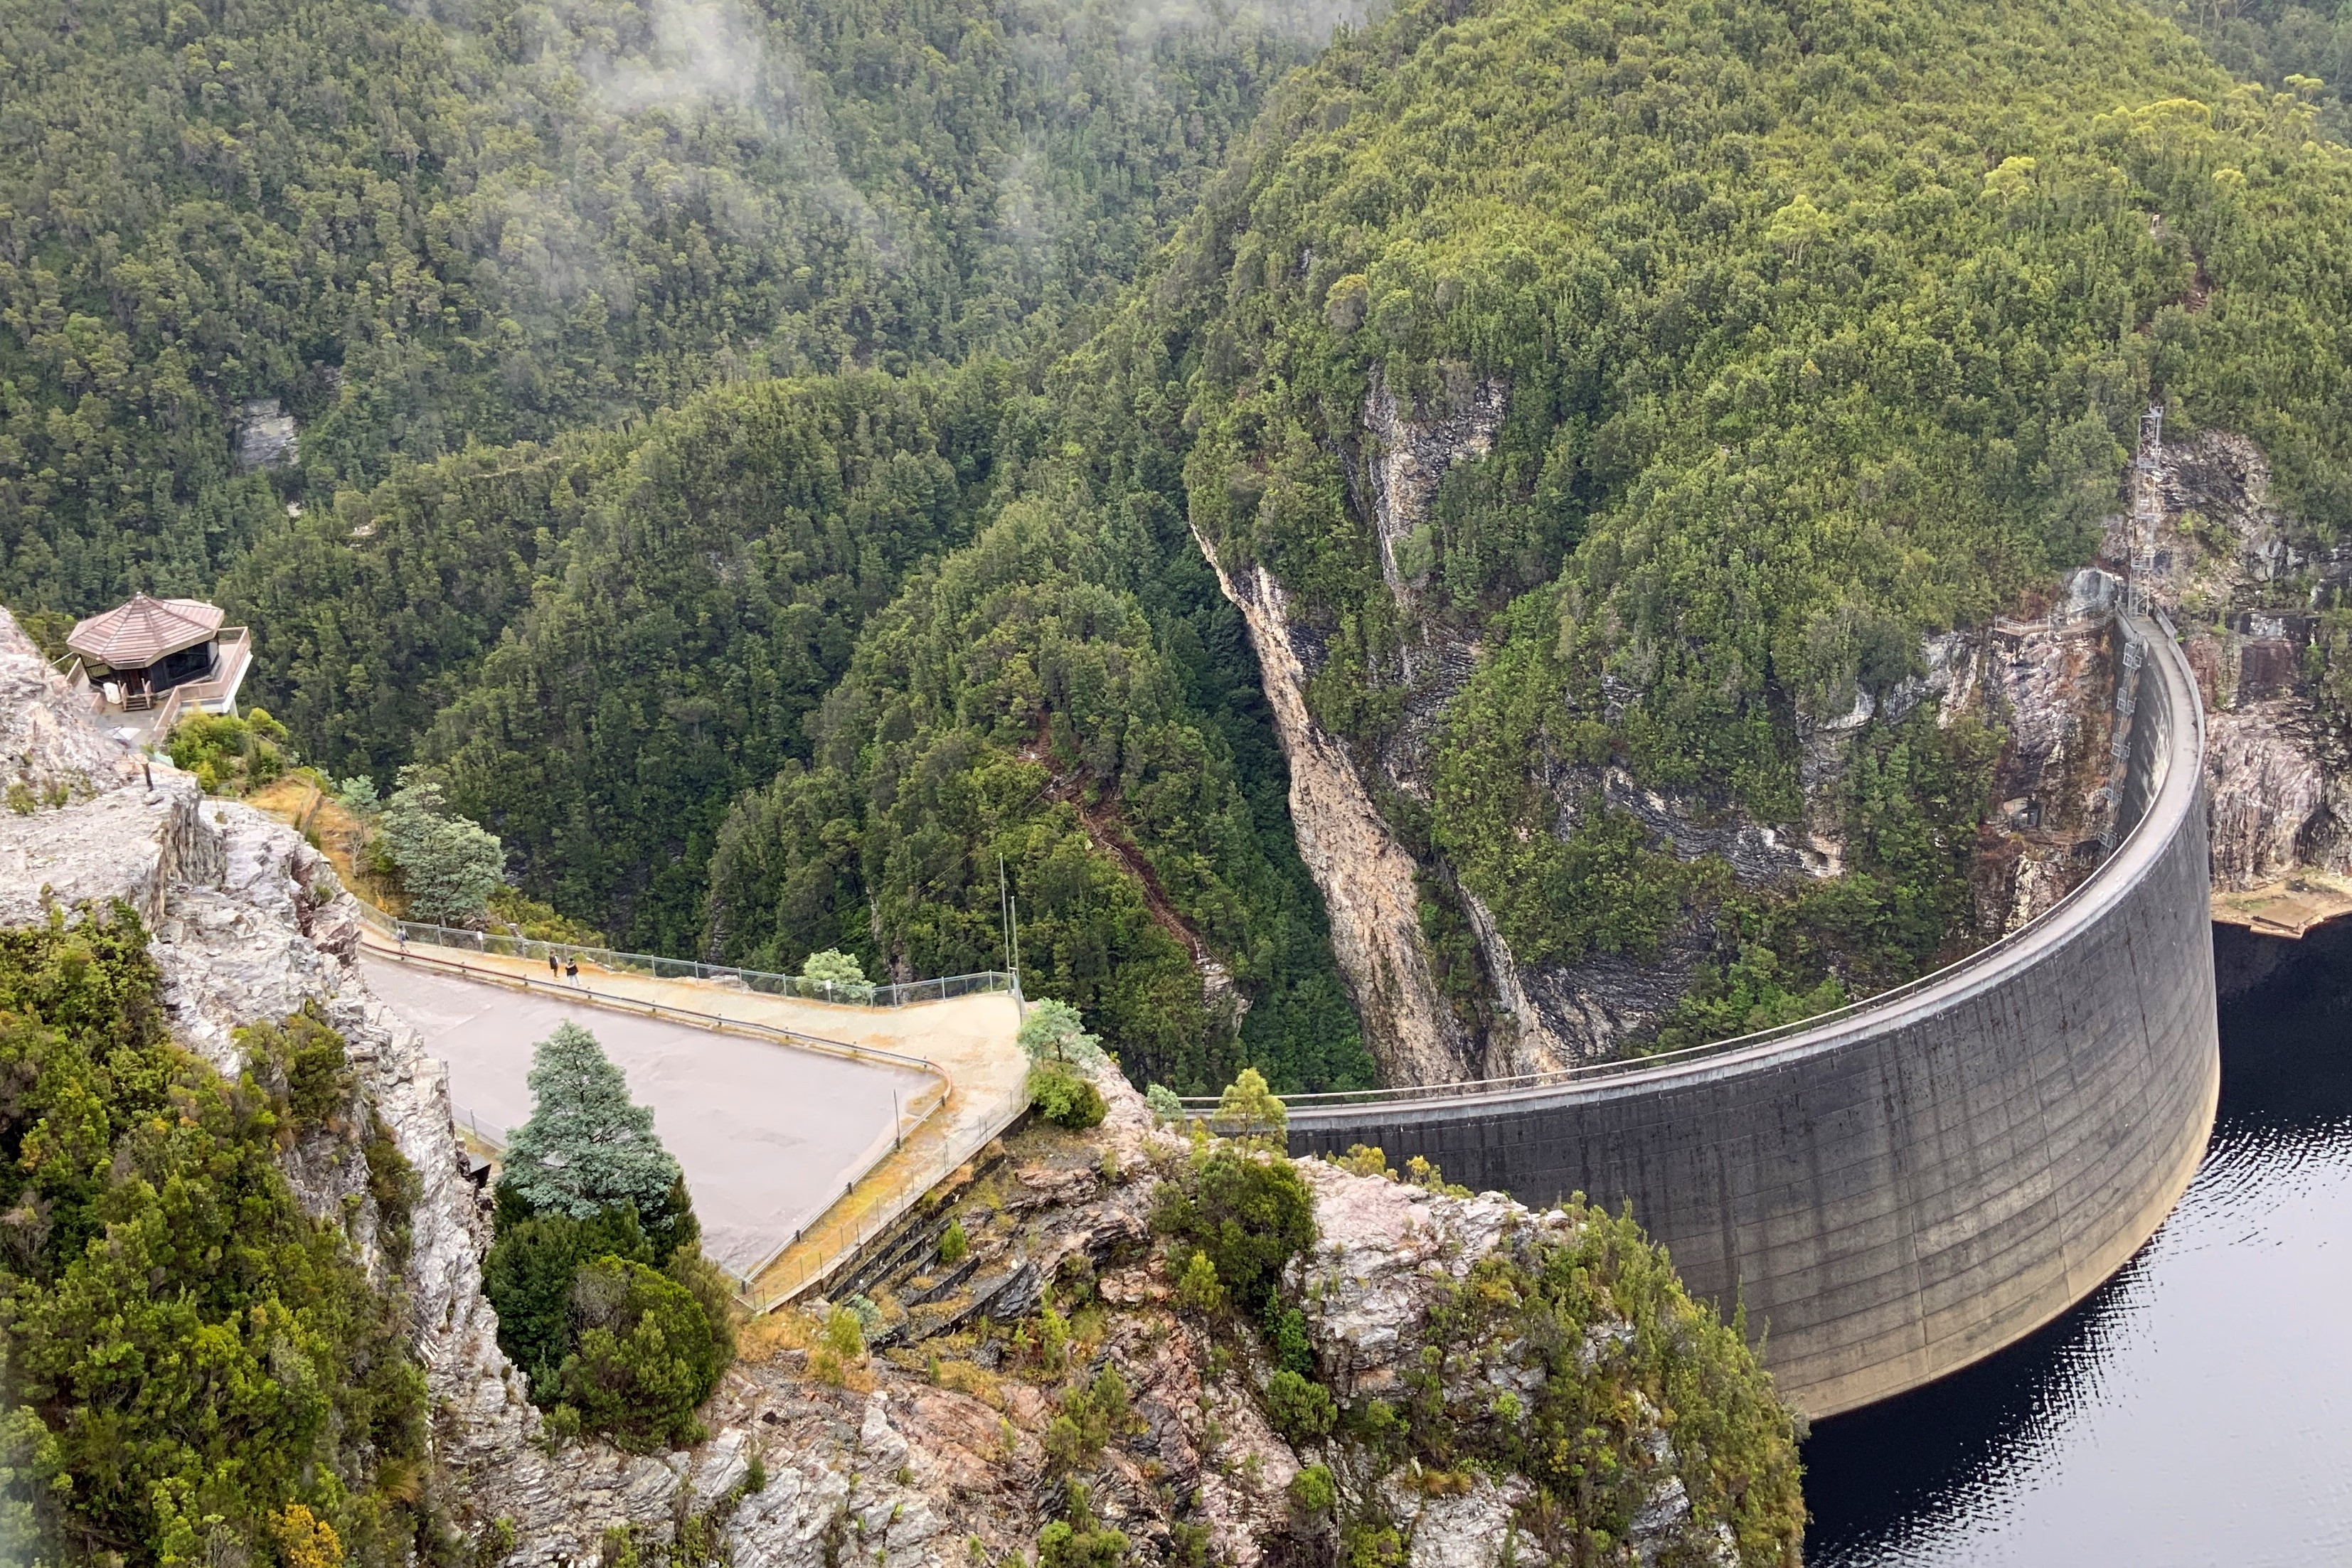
left=0, top=910, right=430, bottom=1566
left=481, top=1022, right=734, bottom=1451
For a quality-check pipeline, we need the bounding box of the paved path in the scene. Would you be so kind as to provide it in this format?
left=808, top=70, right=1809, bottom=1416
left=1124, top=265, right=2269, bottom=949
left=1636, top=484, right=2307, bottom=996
left=363, top=954, right=933, bottom=1279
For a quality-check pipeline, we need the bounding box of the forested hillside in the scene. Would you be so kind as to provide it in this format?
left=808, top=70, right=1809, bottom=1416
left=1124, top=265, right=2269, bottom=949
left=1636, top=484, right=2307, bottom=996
left=0, top=0, right=1333, bottom=606
left=1122, top=0, right=2352, bottom=1068
left=10, top=0, right=2352, bottom=1092
left=2173, top=0, right=2352, bottom=142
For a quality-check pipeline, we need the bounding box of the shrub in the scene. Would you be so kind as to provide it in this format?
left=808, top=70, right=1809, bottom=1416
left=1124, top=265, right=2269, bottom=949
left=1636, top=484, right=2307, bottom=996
left=1288, top=1463, right=1337, bottom=1515
left=482, top=1205, right=656, bottom=1396
left=1144, top=1083, right=1184, bottom=1123
left=809, top=1303, right=866, bottom=1385
left=1038, top=1485, right=1129, bottom=1568
left=1264, top=1370, right=1337, bottom=1443
left=1343, top=1522, right=1404, bottom=1568
left=1267, top=1302, right=1315, bottom=1377
left=1018, top=998, right=1105, bottom=1068
left=1028, top=1060, right=1107, bottom=1129
left=1174, top=1249, right=1225, bottom=1315
left=557, top=1257, right=723, bottom=1451
left=1016, top=1305, right=1073, bottom=1374
left=938, top=1219, right=969, bottom=1265
left=238, top=1004, right=356, bottom=1129
left=165, top=708, right=291, bottom=795
left=1152, top=1148, right=1315, bottom=1314
left=802, top=949, right=867, bottom=986
left=1211, top=1067, right=1286, bottom=1141
left=270, top=1505, right=344, bottom=1568
left=1044, top=1366, right=1137, bottom=1475
left=663, top=1243, right=743, bottom=1373
left=377, top=769, right=504, bottom=924
left=489, top=884, right=605, bottom=945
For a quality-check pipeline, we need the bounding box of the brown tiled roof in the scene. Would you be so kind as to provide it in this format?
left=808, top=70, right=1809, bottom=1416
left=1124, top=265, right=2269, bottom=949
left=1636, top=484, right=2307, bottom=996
left=66, top=594, right=224, bottom=670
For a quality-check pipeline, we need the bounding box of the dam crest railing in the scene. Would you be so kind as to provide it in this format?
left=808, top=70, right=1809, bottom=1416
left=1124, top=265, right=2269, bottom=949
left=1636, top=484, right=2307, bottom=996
left=1185, top=608, right=2191, bottom=1117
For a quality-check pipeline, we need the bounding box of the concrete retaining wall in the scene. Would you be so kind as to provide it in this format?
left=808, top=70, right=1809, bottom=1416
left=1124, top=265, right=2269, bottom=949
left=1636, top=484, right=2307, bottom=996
left=1289, top=615, right=2220, bottom=1418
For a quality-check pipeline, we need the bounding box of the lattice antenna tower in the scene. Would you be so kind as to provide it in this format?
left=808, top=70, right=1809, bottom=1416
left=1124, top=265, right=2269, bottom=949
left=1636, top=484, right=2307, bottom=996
left=2128, top=403, right=2164, bottom=617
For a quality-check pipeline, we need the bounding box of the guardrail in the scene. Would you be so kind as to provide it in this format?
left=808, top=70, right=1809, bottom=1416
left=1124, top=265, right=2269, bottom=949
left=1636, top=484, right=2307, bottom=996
left=1181, top=610, right=2186, bottom=1118
left=368, top=939, right=952, bottom=1306
left=374, top=939, right=944, bottom=1080
left=351, top=900, right=1017, bottom=1008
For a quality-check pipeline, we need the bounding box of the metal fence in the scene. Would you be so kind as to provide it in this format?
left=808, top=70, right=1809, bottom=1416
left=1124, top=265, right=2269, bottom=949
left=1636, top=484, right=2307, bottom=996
left=733, top=1194, right=911, bottom=1315
left=362, top=907, right=969, bottom=1316
left=351, top=900, right=1016, bottom=1007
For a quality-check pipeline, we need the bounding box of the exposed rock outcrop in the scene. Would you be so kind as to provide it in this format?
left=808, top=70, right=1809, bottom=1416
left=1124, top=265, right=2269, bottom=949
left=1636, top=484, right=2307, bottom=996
left=1188, top=523, right=1476, bottom=1088
left=235, top=396, right=301, bottom=471
left=2, top=606, right=1796, bottom=1566
left=2102, top=427, right=2352, bottom=894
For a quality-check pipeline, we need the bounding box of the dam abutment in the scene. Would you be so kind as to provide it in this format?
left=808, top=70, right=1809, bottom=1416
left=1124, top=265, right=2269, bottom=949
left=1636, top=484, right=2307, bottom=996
left=1286, top=614, right=2220, bottom=1418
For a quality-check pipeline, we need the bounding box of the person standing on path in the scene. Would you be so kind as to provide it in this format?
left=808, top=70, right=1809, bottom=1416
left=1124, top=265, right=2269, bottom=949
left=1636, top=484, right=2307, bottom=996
left=548, top=950, right=560, bottom=982
left=565, top=956, right=579, bottom=983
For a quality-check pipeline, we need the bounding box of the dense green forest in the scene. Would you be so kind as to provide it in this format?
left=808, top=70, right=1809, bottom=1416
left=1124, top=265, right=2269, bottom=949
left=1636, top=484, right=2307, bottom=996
left=9, top=0, right=2352, bottom=1088
left=0, top=0, right=1332, bottom=605
left=1144, top=0, right=2352, bottom=1030
left=2173, top=0, right=2352, bottom=141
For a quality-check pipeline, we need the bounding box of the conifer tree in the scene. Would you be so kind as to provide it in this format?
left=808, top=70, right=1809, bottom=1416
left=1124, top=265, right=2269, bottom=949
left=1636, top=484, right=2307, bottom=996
left=498, top=1023, right=685, bottom=1234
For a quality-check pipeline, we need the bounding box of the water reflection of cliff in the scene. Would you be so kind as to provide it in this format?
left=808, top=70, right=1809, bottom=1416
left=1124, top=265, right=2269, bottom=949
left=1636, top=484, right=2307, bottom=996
left=1803, top=919, right=2352, bottom=1568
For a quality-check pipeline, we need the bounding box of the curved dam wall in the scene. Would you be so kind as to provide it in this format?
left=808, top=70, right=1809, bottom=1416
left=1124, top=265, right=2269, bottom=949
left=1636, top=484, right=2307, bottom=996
left=1288, top=614, right=2220, bottom=1418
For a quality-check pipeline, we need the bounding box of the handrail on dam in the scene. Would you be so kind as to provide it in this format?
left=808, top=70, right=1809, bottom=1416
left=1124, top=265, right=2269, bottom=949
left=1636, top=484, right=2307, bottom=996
left=1269, top=608, right=2217, bottom=1419
left=374, top=940, right=946, bottom=1081
left=1198, top=608, right=2203, bottom=1119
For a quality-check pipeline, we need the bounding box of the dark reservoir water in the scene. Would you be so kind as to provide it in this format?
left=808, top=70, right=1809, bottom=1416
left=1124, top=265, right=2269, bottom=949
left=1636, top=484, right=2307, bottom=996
left=1803, top=924, right=2352, bottom=1567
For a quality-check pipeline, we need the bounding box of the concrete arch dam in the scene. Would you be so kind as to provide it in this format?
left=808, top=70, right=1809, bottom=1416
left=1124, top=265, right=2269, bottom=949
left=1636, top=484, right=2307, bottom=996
left=1287, top=613, right=2220, bottom=1419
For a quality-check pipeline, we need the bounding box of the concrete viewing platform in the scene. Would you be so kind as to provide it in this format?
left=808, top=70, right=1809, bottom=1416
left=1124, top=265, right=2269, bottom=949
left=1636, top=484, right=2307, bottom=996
left=357, top=932, right=1028, bottom=1305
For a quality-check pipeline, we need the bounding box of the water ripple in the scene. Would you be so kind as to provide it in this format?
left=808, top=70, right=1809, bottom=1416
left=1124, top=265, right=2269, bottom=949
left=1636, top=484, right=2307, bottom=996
left=1804, top=947, right=2352, bottom=1567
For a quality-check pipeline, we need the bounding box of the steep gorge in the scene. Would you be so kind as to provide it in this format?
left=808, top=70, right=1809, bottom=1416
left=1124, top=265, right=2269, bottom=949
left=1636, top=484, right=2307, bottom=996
left=0, top=604, right=1802, bottom=1566
left=1139, top=0, right=2352, bottom=1082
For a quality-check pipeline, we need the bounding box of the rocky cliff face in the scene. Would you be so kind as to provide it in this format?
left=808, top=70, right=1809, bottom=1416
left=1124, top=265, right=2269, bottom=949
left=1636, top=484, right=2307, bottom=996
left=726, top=1067, right=1794, bottom=1568
left=2108, top=428, right=2352, bottom=892
left=1, top=605, right=1794, bottom=1566
left=1193, top=367, right=2159, bottom=1082
left=1189, top=519, right=1479, bottom=1088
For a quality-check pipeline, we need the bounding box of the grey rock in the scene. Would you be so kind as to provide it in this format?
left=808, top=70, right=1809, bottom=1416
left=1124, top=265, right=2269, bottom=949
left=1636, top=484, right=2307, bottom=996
left=235, top=398, right=300, bottom=471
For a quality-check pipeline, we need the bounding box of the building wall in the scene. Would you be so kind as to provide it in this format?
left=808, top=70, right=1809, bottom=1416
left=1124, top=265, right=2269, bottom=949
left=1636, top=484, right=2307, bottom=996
left=1289, top=615, right=2220, bottom=1419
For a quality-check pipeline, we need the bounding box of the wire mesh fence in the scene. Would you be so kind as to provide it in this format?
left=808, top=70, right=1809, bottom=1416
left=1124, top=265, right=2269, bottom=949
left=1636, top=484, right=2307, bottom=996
left=353, top=900, right=1016, bottom=1007
left=366, top=907, right=979, bottom=1311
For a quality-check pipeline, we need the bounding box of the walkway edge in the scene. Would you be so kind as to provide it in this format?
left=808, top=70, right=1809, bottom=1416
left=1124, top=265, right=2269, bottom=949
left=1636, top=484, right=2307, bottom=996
left=359, top=935, right=957, bottom=1304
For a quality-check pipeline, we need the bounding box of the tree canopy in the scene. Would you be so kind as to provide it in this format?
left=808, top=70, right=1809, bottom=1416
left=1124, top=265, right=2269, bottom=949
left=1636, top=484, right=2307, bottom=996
left=497, top=1021, right=686, bottom=1233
